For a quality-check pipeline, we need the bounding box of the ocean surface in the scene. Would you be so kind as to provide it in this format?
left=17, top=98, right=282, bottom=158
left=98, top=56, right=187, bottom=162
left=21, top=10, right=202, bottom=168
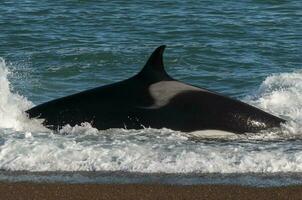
left=0, top=1, right=302, bottom=186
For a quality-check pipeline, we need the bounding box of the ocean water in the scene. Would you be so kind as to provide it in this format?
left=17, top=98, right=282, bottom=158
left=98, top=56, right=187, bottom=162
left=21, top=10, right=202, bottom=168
left=0, top=1, right=302, bottom=186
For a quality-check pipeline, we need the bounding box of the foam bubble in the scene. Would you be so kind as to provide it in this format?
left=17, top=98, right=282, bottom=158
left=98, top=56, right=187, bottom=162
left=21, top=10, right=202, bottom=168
left=59, top=122, right=99, bottom=135
left=0, top=60, right=302, bottom=174
left=245, top=71, right=302, bottom=136
left=0, top=126, right=302, bottom=173
left=0, top=58, right=46, bottom=132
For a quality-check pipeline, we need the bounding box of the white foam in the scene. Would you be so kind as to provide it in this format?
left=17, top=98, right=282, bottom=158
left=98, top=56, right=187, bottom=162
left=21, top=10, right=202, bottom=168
left=0, top=59, right=302, bottom=174
left=245, top=71, right=302, bottom=137
left=0, top=58, right=47, bottom=132
left=0, top=127, right=302, bottom=173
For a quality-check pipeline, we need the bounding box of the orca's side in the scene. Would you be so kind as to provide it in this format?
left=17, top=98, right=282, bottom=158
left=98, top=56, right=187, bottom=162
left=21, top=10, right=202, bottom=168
left=26, top=46, right=285, bottom=134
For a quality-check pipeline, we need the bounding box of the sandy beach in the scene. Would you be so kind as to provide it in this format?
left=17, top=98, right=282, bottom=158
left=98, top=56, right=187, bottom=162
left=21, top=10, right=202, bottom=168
left=0, top=183, right=301, bottom=200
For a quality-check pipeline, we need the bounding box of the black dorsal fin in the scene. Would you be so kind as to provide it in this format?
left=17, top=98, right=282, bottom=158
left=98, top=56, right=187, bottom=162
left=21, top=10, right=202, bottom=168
left=137, top=45, right=171, bottom=81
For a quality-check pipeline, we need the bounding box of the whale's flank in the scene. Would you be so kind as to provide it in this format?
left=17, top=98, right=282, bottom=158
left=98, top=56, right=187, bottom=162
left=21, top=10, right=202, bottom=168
left=26, top=46, right=285, bottom=134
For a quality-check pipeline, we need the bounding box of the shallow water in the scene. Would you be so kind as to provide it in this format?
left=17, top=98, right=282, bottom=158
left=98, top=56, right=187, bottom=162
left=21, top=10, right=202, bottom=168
left=0, top=1, right=302, bottom=186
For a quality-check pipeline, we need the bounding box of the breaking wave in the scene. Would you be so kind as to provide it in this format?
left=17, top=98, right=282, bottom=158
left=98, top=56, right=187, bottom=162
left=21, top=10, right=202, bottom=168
left=0, top=58, right=46, bottom=132
left=0, top=58, right=302, bottom=173
left=245, top=70, right=302, bottom=137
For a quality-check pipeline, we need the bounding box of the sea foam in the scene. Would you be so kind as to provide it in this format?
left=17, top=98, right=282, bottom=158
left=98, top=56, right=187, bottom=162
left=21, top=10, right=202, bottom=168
left=0, top=59, right=302, bottom=173
left=246, top=71, right=302, bottom=136
left=0, top=58, right=46, bottom=132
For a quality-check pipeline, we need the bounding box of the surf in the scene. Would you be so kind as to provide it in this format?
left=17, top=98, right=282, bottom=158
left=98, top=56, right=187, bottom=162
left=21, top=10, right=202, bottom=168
left=0, top=57, right=302, bottom=175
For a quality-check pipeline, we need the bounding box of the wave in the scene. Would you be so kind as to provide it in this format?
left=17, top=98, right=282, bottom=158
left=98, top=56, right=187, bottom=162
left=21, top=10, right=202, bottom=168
left=0, top=58, right=302, bottom=173
left=0, top=127, right=301, bottom=173
left=245, top=70, right=302, bottom=137
left=0, top=58, right=46, bottom=132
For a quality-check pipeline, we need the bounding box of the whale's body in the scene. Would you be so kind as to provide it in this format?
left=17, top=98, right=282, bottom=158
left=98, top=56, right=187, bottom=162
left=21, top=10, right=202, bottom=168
left=26, top=46, right=285, bottom=133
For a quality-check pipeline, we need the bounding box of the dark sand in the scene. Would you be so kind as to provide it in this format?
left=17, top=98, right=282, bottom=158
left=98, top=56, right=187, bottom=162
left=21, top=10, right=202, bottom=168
left=0, top=183, right=302, bottom=200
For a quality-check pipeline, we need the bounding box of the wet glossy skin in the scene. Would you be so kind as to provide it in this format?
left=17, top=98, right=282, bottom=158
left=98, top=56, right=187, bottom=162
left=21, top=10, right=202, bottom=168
left=26, top=46, right=285, bottom=133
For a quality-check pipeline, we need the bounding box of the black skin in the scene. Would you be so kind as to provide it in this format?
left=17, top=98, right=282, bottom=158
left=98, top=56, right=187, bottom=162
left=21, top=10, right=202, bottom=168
left=26, top=45, right=286, bottom=133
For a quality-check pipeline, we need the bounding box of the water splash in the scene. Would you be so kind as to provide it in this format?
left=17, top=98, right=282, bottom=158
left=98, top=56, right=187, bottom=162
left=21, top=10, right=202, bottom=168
left=246, top=71, right=302, bottom=137
left=0, top=58, right=46, bottom=132
left=0, top=59, right=302, bottom=173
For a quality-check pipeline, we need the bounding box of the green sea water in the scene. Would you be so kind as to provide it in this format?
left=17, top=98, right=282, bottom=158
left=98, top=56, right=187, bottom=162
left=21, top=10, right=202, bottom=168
left=1, top=1, right=301, bottom=103
left=0, top=1, right=302, bottom=186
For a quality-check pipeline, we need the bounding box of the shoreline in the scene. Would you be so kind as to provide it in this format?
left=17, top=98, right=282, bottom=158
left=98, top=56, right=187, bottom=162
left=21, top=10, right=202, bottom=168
left=0, top=182, right=301, bottom=200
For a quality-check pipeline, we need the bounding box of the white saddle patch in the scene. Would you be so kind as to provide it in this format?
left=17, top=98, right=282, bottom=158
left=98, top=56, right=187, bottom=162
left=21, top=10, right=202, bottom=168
left=147, top=81, right=202, bottom=108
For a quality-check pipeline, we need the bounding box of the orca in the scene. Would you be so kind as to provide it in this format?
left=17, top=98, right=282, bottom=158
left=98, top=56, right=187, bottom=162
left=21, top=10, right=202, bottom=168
left=26, top=45, right=285, bottom=134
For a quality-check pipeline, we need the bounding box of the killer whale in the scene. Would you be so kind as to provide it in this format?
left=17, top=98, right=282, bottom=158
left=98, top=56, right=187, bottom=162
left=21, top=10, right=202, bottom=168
left=26, top=46, right=285, bottom=134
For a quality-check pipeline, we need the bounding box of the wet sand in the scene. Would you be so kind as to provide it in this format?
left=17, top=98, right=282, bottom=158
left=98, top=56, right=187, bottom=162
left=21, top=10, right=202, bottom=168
left=0, top=183, right=301, bottom=200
